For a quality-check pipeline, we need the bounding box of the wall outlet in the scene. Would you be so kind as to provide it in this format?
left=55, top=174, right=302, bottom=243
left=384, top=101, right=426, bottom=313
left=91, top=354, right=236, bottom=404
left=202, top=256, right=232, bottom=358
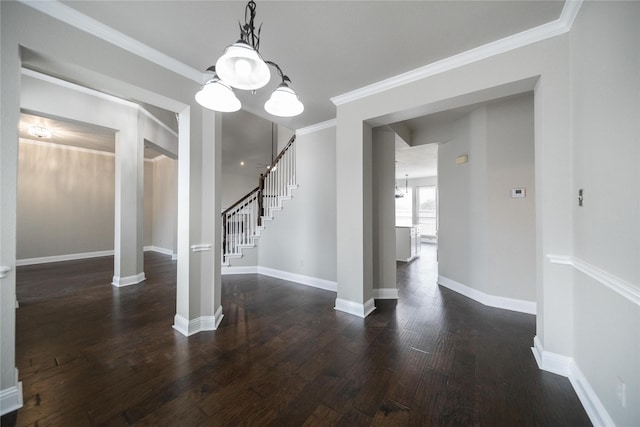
left=616, top=376, right=626, bottom=408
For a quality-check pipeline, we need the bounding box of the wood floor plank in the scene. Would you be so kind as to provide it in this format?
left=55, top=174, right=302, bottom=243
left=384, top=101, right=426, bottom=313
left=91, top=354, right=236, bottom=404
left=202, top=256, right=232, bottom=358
left=4, top=246, right=593, bottom=426
left=302, top=404, right=343, bottom=426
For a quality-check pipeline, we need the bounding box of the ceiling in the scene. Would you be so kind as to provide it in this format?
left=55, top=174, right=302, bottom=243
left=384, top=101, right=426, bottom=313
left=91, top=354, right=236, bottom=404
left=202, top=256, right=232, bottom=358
left=395, top=140, right=438, bottom=181
left=55, top=0, right=564, bottom=130
left=20, top=112, right=166, bottom=160
left=20, top=1, right=565, bottom=176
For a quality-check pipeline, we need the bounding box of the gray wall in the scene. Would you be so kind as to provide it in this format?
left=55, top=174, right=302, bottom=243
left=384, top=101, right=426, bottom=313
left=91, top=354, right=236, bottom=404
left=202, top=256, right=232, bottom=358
left=151, top=156, right=177, bottom=254
left=144, top=161, right=154, bottom=247
left=16, top=142, right=177, bottom=261
left=570, top=2, right=640, bottom=425
left=438, top=114, right=474, bottom=288
left=438, top=93, right=535, bottom=302
left=255, top=126, right=337, bottom=282
left=17, top=141, right=116, bottom=259
left=486, top=94, right=535, bottom=300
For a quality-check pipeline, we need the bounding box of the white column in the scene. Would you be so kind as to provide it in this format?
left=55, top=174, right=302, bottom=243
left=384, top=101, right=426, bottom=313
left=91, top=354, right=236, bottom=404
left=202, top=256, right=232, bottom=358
left=0, top=14, right=24, bottom=414
left=112, top=115, right=145, bottom=287
left=335, top=117, right=376, bottom=317
left=372, top=128, right=398, bottom=299
left=173, top=107, right=223, bottom=336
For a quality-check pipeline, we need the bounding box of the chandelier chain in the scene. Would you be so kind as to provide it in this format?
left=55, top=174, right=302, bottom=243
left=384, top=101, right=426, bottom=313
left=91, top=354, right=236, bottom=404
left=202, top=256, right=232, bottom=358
left=240, top=0, right=262, bottom=51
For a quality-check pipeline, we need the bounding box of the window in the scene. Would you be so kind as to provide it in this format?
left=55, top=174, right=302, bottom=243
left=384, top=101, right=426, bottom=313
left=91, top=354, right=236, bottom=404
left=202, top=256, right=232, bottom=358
left=418, top=185, right=437, bottom=237
left=395, top=186, right=412, bottom=226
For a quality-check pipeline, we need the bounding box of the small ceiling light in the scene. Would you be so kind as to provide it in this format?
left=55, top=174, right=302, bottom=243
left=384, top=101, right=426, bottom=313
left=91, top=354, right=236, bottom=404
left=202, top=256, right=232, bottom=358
left=28, top=125, right=52, bottom=139
left=240, top=161, right=245, bottom=166
left=195, top=0, right=303, bottom=117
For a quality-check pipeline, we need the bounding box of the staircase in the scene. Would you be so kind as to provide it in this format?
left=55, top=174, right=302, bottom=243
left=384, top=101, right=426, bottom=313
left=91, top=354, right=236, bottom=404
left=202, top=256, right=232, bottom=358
left=221, top=135, right=297, bottom=265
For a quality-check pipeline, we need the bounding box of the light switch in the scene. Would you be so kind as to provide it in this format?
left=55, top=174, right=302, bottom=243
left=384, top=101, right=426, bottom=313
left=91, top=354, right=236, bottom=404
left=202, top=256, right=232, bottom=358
left=455, top=154, right=468, bottom=165
left=511, top=188, right=526, bottom=198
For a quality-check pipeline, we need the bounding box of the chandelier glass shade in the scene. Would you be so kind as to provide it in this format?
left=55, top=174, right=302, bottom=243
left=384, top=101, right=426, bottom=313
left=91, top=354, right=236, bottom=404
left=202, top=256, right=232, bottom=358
left=264, top=83, right=304, bottom=117
left=195, top=1, right=303, bottom=117
left=195, top=75, right=241, bottom=112
left=215, top=41, right=271, bottom=91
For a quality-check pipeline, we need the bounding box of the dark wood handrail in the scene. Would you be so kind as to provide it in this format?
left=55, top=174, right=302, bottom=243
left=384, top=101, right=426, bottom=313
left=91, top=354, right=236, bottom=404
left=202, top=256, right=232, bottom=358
left=264, top=134, right=296, bottom=179
left=221, top=186, right=260, bottom=217
left=222, top=133, right=296, bottom=218
left=221, top=132, right=296, bottom=260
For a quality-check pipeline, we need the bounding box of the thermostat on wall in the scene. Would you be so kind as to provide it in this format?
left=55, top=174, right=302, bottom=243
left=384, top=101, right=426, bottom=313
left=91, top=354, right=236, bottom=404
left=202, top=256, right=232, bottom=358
left=511, top=188, right=526, bottom=198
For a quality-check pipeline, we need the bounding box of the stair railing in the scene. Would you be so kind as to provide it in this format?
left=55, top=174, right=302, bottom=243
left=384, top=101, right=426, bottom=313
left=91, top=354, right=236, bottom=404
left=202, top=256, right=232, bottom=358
left=221, top=135, right=296, bottom=263
left=260, top=135, right=296, bottom=219
left=222, top=187, right=260, bottom=260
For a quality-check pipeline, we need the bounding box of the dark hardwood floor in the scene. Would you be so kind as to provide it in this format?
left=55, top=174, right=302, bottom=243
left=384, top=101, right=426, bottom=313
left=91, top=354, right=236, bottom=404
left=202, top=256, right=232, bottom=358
left=6, top=245, right=591, bottom=426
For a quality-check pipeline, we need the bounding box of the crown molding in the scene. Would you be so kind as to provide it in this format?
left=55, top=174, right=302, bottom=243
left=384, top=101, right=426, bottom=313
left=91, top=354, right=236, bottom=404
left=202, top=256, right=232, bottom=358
left=18, top=0, right=203, bottom=83
left=296, top=119, right=336, bottom=136
left=331, top=0, right=583, bottom=106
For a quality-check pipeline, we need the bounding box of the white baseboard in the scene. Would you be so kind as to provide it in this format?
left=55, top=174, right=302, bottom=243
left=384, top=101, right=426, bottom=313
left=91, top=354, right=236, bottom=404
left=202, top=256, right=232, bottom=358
left=172, top=305, right=224, bottom=337
left=397, top=254, right=419, bottom=263
left=437, top=275, right=536, bottom=315
left=144, top=246, right=174, bottom=256
left=335, top=297, right=376, bottom=318
left=0, top=369, right=23, bottom=416
left=221, top=266, right=258, bottom=275
left=531, top=335, right=572, bottom=376
left=17, top=248, right=176, bottom=266
left=16, top=250, right=114, bottom=266
left=531, top=336, right=614, bottom=427
left=258, top=267, right=337, bottom=292
left=111, top=272, right=146, bottom=287
left=221, top=265, right=338, bottom=293
left=374, top=288, right=399, bottom=299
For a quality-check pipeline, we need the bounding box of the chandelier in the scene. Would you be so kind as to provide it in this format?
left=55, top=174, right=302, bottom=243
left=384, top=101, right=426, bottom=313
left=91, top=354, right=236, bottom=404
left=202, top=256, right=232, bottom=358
left=395, top=174, right=408, bottom=199
left=195, top=1, right=304, bottom=117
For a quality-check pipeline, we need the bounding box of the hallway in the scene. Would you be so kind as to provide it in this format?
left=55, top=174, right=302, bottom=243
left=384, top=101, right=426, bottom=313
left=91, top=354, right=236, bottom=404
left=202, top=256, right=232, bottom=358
left=7, top=250, right=590, bottom=426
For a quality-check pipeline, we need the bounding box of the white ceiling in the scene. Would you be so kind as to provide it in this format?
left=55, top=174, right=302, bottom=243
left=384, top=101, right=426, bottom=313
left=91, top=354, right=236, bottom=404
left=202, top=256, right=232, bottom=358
left=19, top=1, right=565, bottom=177
left=56, top=0, right=564, bottom=130
left=20, top=112, right=166, bottom=159
left=20, top=112, right=115, bottom=152
left=395, top=139, right=438, bottom=180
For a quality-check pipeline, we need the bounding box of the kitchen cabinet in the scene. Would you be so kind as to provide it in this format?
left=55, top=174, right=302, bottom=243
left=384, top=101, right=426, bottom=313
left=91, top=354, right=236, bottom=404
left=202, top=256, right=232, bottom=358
left=396, top=225, right=420, bottom=262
